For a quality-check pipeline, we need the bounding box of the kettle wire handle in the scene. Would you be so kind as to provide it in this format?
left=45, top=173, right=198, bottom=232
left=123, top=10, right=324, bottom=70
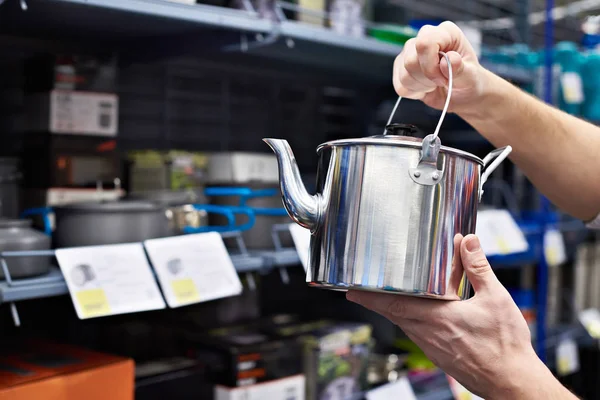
left=480, top=146, right=513, bottom=187
left=384, top=51, right=453, bottom=142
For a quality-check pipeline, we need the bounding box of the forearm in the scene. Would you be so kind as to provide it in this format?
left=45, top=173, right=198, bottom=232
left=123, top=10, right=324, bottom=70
left=459, top=68, right=600, bottom=221
left=487, top=356, right=578, bottom=400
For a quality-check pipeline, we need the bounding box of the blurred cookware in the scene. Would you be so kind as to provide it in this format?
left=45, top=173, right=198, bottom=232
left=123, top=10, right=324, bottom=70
left=0, top=218, right=51, bottom=279
left=23, top=200, right=173, bottom=247
left=128, top=189, right=209, bottom=234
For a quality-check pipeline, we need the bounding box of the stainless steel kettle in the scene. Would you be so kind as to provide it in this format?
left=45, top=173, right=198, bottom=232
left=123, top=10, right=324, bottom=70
left=264, top=52, right=512, bottom=300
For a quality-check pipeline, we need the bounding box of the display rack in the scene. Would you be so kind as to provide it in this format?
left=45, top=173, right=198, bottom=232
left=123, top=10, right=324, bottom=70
left=0, top=0, right=533, bottom=83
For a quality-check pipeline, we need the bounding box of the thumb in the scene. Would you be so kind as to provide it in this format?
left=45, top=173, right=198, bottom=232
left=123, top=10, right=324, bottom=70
left=460, top=234, right=499, bottom=293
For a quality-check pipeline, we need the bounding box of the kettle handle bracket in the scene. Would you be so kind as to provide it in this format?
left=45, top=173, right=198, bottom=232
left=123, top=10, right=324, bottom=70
left=409, top=134, right=444, bottom=186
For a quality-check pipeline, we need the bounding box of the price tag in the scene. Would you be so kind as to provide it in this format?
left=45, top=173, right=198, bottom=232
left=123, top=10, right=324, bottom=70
left=556, top=338, right=580, bottom=376
left=475, top=210, right=529, bottom=256
left=544, top=229, right=567, bottom=267
left=561, top=72, right=584, bottom=104
left=56, top=243, right=166, bottom=319
left=144, top=232, right=243, bottom=308
left=447, top=376, right=484, bottom=400
left=288, top=223, right=311, bottom=274
left=578, top=308, right=600, bottom=339
left=366, top=376, right=416, bottom=400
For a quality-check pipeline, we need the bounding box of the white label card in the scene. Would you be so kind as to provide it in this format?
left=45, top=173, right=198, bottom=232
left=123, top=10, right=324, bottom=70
left=544, top=229, right=567, bottom=267
left=366, top=377, right=416, bottom=400
left=288, top=223, right=311, bottom=273
left=56, top=243, right=166, bottom=319
left=561, top=72, right=584, bottom=104
left=556, top=338, right=580, bottom=376
left=144, top=232, right=243, bottom=308
left=475, top=209, right=529, bottom=256
left=579, top=308, right=600, bottom=339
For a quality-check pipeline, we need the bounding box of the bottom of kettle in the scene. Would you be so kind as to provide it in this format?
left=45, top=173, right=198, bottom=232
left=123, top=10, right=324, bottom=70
left=306, top=281, right=470, bottom=301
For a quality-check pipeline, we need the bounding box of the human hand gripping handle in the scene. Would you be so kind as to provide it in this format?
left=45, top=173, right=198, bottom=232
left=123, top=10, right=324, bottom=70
left=393, top=21, right=490, bottom=116
left=347, top=234, right=578, bottom=399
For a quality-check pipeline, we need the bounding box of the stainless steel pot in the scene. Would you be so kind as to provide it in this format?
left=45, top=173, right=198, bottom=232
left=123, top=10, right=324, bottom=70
left=0, top=218, right=51, bottom=279
left=265, top=134, right=510, bottom=299
left=53, top=200, right=173, bottom=248
left=263, top=53, right=512, bottom=300
left=128, top=189, right=209, bottom=234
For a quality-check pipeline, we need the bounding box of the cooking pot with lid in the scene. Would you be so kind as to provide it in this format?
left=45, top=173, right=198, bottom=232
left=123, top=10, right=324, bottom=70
left=0, top=218, right=51, bottom=279
left=264, top=52, right=512, bottom=300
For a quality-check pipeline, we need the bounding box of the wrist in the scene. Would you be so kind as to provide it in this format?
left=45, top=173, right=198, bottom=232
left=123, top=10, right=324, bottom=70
left=455, top=67, right=515, bottom=124
left=486, top=353, right=572, bottom=400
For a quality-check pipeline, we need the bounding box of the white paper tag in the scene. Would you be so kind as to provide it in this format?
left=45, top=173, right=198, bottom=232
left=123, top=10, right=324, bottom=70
left=50, top=90, right=118, bottom=136
left=288, top=223, right=311, bottom=273
left=144, top=232, right=243, bottom=308
left=475, top=209, right=529, bottom=256
left=556, top=338, right=580, bottom=376
left=56, top=243, right=166, bottom=319
left=561, top=72, right=584, bottom=104
left=579, top=308, right=600, bottom=339
left=366, top=376, right=416, bottom=400
left=447, top=376, right=484, bottom=400
left=214, top=374, right=305, bottom=400
left=544, top=229, right=567, bottom=267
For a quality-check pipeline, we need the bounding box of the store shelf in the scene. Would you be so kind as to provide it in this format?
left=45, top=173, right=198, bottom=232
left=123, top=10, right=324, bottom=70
left=255, top=248, right=301, bottom=267
left=481, top=60, right=532, bottom=83
left=0, top=267, right=67, bottom=303
left=0, top=0, right=272, bottom=37
left=0, top=0, right=534, bottom=83
left=0, top=249, right=295, bottom=305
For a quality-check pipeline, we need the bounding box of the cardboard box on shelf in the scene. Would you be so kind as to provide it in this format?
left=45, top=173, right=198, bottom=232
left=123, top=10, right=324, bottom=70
left=266, top=320, right=373, bottom=400
left=127, top=150, right=208, bottom=192
left=206, top=152, right=279, bottom=184
left=0, top=340, right=134, bottom=400
left=26, top=90, right=118, bottom=137
left=186, top=321, right=303, bottom=389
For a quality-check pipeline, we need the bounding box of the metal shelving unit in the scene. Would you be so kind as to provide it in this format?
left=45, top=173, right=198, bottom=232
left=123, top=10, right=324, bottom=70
left=0, top=0, right=533, bottom=83
left=0, top=267, right=66, bottom=303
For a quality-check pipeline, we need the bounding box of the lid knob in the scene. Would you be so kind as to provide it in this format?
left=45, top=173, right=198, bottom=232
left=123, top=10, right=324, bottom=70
left=384, top=123, right=422, bottom=137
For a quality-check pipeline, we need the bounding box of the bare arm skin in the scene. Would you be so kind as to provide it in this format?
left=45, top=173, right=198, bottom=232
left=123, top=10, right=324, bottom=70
left=346, top=21, right=586, bottom=399
left=394, top=21, right=600, bottom=221
left=348, top=235, right=578, bottom=399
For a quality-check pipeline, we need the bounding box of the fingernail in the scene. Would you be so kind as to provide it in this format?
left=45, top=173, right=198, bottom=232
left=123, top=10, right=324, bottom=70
left=466, top=236, right=481, bottom=253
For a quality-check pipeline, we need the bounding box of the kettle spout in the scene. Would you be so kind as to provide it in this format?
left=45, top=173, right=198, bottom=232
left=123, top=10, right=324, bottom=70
left=263, top=138, right=322, bottom=232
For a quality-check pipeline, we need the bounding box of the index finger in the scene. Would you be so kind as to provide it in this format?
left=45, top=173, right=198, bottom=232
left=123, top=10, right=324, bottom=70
left=346, top=290, right=449, bottom=322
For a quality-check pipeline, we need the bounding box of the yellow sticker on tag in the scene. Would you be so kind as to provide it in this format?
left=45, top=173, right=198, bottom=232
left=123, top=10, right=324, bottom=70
left=586, top=321, right=600, bottom=339
left=75, top=288, right=111, bottom=318
left=558, top=358, right=570, bottom=376
left=171, top=278, right=200, bottom=304
left=496, top=237, right=510, bottom=254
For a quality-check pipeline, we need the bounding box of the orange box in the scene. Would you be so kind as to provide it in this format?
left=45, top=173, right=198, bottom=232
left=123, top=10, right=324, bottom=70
left=0, top=340, right=134, bottom=400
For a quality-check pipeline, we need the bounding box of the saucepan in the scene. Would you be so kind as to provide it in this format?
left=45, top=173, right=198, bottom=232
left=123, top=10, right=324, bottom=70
left=264, top=52, right=512, bottom=300
left=22, top=201, right=255, bottom=247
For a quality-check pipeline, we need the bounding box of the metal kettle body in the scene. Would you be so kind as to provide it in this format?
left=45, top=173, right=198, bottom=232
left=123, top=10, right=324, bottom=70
left=264, top=135, right=511, bottom=300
